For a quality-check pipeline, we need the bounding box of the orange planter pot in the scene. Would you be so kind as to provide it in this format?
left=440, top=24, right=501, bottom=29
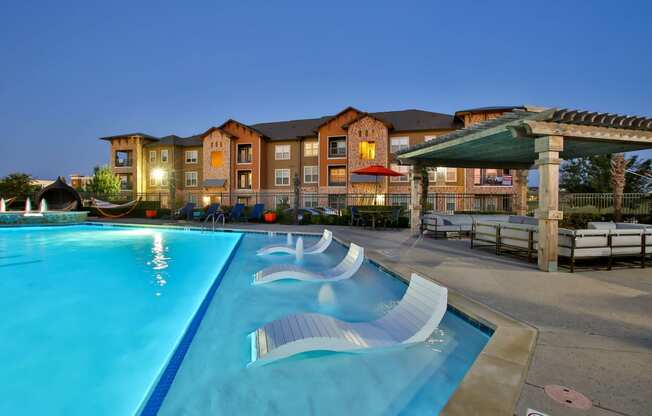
left=263, top=212, right=277, bottom=223
left=145, top=210, right=157, bottom=218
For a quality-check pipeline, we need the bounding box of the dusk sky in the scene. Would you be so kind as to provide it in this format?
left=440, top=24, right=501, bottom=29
left=1, top=1, right=651, bottom=184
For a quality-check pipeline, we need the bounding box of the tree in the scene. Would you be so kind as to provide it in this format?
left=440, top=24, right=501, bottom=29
left=0, top=173, right=40, bottom=198
left=561, top=154, right=652, bottom=194
left=610, top=153, right=628, bottom=221
left=86, top=166, right=121, bottom=195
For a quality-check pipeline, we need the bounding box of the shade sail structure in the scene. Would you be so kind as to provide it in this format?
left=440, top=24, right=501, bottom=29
left=352, top=165, right=405, bottom=176
left=396, top=108, right=652, bottom=168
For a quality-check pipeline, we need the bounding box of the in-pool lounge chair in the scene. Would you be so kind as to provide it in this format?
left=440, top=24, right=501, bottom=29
left=253, top=243, right=363, bottom=284
left=250, top=273, right=448, bottom=366
left=257, top=230, right=333, bottom=256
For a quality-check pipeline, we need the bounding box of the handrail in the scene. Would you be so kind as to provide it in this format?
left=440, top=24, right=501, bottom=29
left=202, top=211, right=225, bottom=233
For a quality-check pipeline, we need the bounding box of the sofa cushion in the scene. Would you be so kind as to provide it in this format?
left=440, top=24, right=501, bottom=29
left=616, top=223, right=652, bottom=230
left=588, top=222, right=616, bottom=230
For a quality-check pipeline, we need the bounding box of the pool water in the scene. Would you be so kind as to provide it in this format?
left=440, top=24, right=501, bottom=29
left=0, top=225, right=490, bottom=416
left=0, top=225, right=241, bottom=416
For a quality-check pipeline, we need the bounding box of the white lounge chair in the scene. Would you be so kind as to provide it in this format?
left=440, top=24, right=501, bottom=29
left=250, top=273, right=448, bottom=366
left=253, top=243, right=364, bottom=285
left=257, top=230, right=333, bottom=256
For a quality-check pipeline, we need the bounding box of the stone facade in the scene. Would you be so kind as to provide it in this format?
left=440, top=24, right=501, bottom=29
left=347, top=116, right=389, bottom=193
left=202, top=129, right=231, bottom=192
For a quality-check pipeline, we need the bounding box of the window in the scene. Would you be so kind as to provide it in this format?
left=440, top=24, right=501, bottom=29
left=185, top=171, right=198, bottom=187
left=274, top=195, right=290, bottom=208
left=185, top=150, right=198, bottom=164
left=211, top=151, right=223, bottom=168
left=237, top=171, right=252, bottom=189
left=428, top=168, right=437, bottom=182
left=150, top=171, right=159, bottom=187
left=390, top=164, right=409, bottom=182
left=359, top=141, right=376, bottom=160
left=237, top=144, right=252, bottom=164
left=114, top=150, right=132, bottom=167
left=303, top=194, right=318, bottom=208
left=446, top=194, right=456, bottom=212
left=275, top=144, right=291, bottom=160
left=390, top=137, right=409, bottom=153
left=303, top=165, right=318, bottom=183
left=446, top=167, right=457, bottom=182
left=304, top=141, right=318, bottom=157
left=117, top=173, right=132, bottom=190
left=328, top=166, right=346, bottom=186
left=275, top=169, right=290, bottom=186
left=149, top=150, right=157, bottom=163
left=328, top=136, right=346, bottom=158
left=161, top=149, right=168, bottom=163
left=473, top=168, right=512, bottom=186
left=187, top=194, right=197, bottom=204
left=328, top=194, right=346, bottom=210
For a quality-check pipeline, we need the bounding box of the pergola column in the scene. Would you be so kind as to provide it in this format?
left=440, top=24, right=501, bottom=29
left=515, top=170, right=529, bottom=216
left=410, top=164, right=423, bottom=236
left=534, top=135, right=564, bottom=272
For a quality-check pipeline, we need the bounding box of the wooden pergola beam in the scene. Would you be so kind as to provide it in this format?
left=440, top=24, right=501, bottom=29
left=523, top=120, right=652, bottom=143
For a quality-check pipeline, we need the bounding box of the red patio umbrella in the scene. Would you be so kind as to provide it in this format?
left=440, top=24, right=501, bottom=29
left=352, top=165, right=405, bottom=205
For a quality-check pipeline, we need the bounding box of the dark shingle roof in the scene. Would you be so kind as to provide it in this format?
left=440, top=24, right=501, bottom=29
left=99, top=132, right=159, bottom=141
left=370, top=109, right=458, bottom=132
left=248, top=109, right=457, bottom=140
left=143, top=134, right=203, bottom=147
left=250, top=116, right=331, bottom=140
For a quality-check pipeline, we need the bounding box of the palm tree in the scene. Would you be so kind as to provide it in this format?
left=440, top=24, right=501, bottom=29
left=610, top=153, right=628, bottom=222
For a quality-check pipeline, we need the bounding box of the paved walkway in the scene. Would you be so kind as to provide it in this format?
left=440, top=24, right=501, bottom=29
left=92, top=219, right=652, bottom=416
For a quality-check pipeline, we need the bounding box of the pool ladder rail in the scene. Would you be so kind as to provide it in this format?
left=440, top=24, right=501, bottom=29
left=201, top=211, right=225, bottom=233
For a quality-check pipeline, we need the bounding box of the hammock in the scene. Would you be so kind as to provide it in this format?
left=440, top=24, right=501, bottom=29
left=92, top=198, right=141, bottom=218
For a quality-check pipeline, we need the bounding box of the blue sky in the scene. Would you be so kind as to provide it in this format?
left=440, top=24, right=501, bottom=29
left=1, top=1, right=651, bottom=185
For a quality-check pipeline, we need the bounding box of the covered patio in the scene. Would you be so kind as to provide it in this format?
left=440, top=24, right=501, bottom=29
left=397, top=107, right=652, bottom=271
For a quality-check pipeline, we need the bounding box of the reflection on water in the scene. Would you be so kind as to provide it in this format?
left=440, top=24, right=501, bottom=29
left=147, top=232, right=170, bottom=296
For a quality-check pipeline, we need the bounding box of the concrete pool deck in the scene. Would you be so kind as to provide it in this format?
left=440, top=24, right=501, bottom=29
left=90, top=218, right=651, bottom=416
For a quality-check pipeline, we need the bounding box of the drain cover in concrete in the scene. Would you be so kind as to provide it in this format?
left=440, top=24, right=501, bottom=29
left=544, top=385, right=592, bottom=410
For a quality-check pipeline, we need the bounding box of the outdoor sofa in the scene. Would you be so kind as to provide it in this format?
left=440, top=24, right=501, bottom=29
left=471, top=218, right=651, bottom=272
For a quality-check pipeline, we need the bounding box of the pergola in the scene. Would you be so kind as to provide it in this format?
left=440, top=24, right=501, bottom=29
left=397, top=107, right=652, bottom=272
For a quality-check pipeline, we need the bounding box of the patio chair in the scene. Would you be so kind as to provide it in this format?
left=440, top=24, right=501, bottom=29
left=227, top=203, right=246, bottom=222
left=245, top=203, right=265, bottom=222
left=174, top=202, right=196, bottom=221
left=257, top=229, right=333, bottom=255
left=253, top=243, right=363, bottom=285
left=383, top=206, right=402, bottom=229
left=199, top=203, right=220, bottom=221
left=249, top=273, right=447, bottom=366
left=349, top=206, right=365, bottom=227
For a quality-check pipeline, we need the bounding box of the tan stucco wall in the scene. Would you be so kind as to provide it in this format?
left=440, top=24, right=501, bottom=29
left=202, top=129, right=231, bottom=192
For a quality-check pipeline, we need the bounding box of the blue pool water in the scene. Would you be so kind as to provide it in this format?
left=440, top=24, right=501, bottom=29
left=0, top=225, right=241, bottom=416
left=0, top=225, right=490, bottom=415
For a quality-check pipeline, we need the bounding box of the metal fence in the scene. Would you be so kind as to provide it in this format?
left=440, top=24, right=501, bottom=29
left=528, top=193, right=652, bottom=215
left=70, top=191, right=516, bottom=214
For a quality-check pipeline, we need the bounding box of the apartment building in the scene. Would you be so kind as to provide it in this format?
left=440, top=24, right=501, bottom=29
left=100, top=105, right=524, bottom=209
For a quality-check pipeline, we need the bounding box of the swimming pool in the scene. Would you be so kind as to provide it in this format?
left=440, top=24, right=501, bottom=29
left=0, top=224, right=490, bottom=415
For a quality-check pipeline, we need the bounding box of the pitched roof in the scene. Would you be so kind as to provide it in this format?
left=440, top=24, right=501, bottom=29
left=250, top=116, right=331, bottom=140
left=99, top=132, right=159, bottom=141
left=143, top=134, right=203, bottom=147
left=370, top=109, right=458, bottom=131
left=249, top=109, right=458, bottom=140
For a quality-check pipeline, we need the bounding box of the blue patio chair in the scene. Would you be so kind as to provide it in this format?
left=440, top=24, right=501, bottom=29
left=349, top=206, right=365, bottom=227
left=228, top=203, right=246, bottom=222
left=175, top=202, right=196, bottom=221
left=200, top=203, right=220, bottom=221
left=246, top=203, right=265, bottom=222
